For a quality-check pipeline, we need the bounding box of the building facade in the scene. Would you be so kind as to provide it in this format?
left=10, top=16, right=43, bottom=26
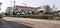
left=6, top=7, right=12, bottom=15
left=6, top=6, right=40, bottom=16
left=6, top=5, right=53, bottom=16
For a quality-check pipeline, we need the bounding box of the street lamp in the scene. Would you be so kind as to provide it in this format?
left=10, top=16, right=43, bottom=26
left=22, top=3, right=28, bottom=15
left=22, top=3, right=26, bottom=7
left=0, top=2, right=2, bottom=10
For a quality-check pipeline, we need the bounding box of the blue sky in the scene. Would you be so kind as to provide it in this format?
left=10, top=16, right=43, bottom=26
left=0, top=0, right=60, bottom=12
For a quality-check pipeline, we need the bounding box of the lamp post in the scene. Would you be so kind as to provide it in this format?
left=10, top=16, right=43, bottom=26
left=22, top=3, right=26, bottom=7
left=22, top=3, right=28, bottom=15
left=22, top=3, right=29, bottom=17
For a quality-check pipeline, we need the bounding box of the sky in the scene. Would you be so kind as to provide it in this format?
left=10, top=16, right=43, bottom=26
left=0, top=0, right=60, bottom=12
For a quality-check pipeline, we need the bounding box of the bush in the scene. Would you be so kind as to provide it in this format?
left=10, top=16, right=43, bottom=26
left=14, top=14, right=60, bottom=20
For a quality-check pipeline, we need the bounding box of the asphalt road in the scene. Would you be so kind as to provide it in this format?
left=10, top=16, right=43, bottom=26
left=1, top=17, right=60, bottom=28
left=0, top=18, right=33, bottom=28
left=4, top=17, right=60, bottom=28
left=0, top=19, right=7, bottom=28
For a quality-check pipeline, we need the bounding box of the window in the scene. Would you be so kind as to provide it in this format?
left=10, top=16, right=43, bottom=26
left=14, top=8, right=18, bottom=11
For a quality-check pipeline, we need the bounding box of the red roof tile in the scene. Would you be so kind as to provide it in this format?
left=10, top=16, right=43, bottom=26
left=16, top=6, right=39, bottom=9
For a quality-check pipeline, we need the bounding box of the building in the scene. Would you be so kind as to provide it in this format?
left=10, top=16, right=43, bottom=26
left=6, top=7, right=12, bottom=15
left=6, top=5, right=40, bottom=16
left=6, top=5, right=54, bottom=16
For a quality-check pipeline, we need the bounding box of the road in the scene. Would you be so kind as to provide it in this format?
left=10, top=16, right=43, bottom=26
left=0, top=17, right=60, bottom=28
left=0, top=17, right=33, bottom=28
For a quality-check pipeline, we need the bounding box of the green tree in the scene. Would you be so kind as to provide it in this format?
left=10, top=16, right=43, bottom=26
left=44, top=5, right=52, bottom=14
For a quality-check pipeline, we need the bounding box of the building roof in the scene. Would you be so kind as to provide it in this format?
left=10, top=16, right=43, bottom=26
left=16, top=6, right=39, bottom=9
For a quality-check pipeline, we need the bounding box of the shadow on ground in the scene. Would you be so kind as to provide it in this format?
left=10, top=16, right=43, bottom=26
left=0, top=19, right=34, bottom=28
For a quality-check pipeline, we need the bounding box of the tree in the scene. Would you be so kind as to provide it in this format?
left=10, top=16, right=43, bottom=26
left=44, top=5, right=52, bottom=14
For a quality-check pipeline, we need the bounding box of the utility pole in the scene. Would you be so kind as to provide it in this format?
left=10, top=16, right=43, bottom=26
left=10, top=0, right=16, bottom=16
left=0, top=2, right=2, bottom=14
left=11, top=0, right=12, bottom=7
left=0, top=2, right=2, bottom=10
left=10, top=0, right=12, bottom=16
left=14, top=0, right=16, bottom=8
left=13, top=0, right=16, bottom=15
